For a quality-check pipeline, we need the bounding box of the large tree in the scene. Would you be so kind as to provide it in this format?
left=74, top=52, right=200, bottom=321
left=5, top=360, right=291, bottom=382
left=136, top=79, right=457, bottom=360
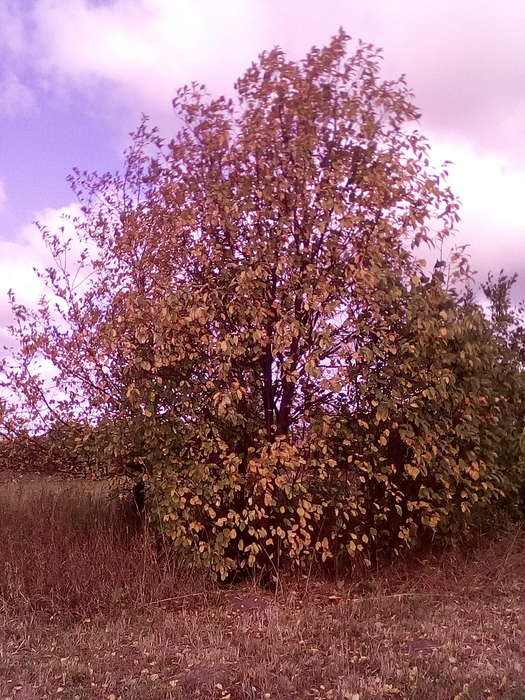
left=7, top=31, right=521, bottom=579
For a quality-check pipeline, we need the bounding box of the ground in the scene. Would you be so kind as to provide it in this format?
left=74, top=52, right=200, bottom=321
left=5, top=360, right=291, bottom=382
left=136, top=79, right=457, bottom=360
left=0, top=472, right=524, bottom=699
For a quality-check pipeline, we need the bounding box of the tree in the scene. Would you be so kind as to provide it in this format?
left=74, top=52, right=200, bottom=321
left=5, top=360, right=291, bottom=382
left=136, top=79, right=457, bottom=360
left=6, top=30, right=521, bottom=580
left=479, top=272, right=525, bottom=514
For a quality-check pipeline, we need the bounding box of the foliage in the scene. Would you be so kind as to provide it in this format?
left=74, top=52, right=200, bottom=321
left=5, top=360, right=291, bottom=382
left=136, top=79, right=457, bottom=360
left=0, top=420, right=93, bottom=477
left=1, top=31, right=524, bottom=579
left=479, top=272, right=525, bottom=514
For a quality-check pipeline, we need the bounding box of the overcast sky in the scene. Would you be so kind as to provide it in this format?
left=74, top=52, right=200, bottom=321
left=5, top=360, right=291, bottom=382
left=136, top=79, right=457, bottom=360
left=1, top=0, right=524, bottom=351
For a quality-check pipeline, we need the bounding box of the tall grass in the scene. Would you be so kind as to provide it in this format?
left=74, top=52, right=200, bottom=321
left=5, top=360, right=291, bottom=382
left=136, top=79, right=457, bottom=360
left=0, top=475, right=205, bottom=618
left=1, top=473, right=524, bottom=698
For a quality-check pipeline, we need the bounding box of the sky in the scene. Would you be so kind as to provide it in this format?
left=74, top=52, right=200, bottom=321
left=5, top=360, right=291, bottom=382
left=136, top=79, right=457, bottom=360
left=1, top=0, right=524, bottom=353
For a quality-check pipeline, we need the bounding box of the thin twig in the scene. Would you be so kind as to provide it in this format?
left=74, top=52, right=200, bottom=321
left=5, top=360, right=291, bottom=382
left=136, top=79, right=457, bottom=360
left=143, top=592, right=208, bottom=606
left=347, top=591, right=458, bottom=604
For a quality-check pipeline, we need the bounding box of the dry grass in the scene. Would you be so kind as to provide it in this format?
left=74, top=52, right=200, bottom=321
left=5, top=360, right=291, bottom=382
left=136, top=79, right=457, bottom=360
left=0, top=472, right=524, bottom=699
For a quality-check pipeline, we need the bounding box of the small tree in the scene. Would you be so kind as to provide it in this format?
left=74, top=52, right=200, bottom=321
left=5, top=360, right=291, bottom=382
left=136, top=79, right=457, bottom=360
left=9, top=31, right=521, bottom=580
left=480, top=272, right=525, bottom=514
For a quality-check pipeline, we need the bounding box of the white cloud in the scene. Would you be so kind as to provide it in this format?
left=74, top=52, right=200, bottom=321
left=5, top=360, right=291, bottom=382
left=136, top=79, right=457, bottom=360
left=31, top=0, right=261, bottom=117
left=2, top=0, right=523, bottom=159
left=23, top=0, right=524, bottom=153
left=434, top=139, right=525, bottom=235
left=428, top=138, right=525, bottom=295
left=0, top=203, right=82, bottom=354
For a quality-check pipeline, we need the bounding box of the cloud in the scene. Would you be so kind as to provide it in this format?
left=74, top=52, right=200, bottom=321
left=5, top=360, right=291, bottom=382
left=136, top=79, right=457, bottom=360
left=0, top=70, right=35, bottom=116
left=0, top=1, right=36, bottom=115
left=422, top=137, right=525, bottom=300
left=448, top=148, right=525, bottom=295
left=13, top=0, right=520, bottom=157
left=369, top=1, right=525, bottom=162
left=0, top=0, right=26, bottom=54
left=29, top=0, right=260, bottom=124
left=0, top=203, right=82, bottom=355
left=1, top=0, right=523, bottom=160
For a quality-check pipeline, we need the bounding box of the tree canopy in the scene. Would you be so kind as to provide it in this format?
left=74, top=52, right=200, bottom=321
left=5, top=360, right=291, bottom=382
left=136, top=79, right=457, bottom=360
left=2, top=31, right=524, bottom=580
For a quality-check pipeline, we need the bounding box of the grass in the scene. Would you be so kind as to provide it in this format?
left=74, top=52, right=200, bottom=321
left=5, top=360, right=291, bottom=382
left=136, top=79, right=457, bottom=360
left=0, top=472, right=524, bottom=699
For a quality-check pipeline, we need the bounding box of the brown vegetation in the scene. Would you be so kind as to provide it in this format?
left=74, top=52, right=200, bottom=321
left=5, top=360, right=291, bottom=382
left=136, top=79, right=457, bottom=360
left=1, top=475, right=523, bottom=699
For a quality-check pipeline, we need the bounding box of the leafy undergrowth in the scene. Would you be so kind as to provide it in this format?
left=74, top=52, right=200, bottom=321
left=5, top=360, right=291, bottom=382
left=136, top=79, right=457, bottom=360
left=0, top=474, right=524, bottom=699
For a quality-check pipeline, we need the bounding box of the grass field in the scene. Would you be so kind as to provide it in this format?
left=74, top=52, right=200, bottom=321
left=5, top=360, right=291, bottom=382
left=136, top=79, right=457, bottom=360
left=0, top=472, right=524, bottom=699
